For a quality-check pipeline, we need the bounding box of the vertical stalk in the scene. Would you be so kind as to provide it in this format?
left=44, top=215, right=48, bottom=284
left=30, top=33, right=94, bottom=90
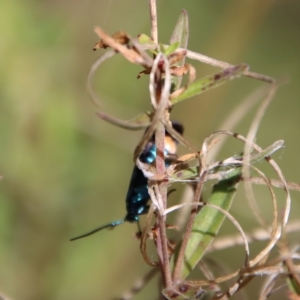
left=149, top=0, right=158, bottom=44
left=148, top=0, right=172, bottom=289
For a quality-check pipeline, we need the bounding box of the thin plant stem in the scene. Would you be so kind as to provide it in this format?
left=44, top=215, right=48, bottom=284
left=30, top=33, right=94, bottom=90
left=157, top=210, right=172, bottom=288
left=207, top=220, right=300, bottom=253
left=138, top=43, right=275, bottom=83
left=148, top=0, right=172, bottom=288
left=149, top=0, right=158, bottom=44
left=181, top=48, right=275, bottom=83
left=154, top=81, right=172, bottom=289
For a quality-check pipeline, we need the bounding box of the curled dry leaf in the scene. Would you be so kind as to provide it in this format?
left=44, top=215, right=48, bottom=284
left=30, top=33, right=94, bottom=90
left=93, top=26, right=153, bottom=67
left=170, top=64, right=189, bottom=77
left=168, top=50, right=187, bottom=65
left=93, top=30, right=130, bottom=50
left=170, top=63, right=196, bottom=99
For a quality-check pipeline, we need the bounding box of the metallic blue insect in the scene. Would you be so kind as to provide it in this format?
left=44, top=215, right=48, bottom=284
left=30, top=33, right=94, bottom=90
left=70, top=122, right=184, bottom=241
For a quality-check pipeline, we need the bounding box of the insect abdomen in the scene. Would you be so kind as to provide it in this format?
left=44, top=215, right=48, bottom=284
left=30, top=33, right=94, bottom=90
left=124, top=143, right=156, bottom=222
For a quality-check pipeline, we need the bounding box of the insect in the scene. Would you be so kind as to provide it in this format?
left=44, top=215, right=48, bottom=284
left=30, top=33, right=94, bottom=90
left=70, top=121, right=184, bottom=241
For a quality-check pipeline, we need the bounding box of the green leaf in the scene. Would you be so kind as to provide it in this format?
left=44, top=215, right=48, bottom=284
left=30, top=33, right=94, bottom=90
left=170, top=10, right=189, bottom=52
left=138, top=33, right=158, bottom=55
left=163, top=41, right=180, bottom=56
left=170, top=64, right=249, bottom=105
left=171, top=140, right=285, bottom=279
left=286, top=275, right=300, bottom=296
left=138, top=33, right=155, bottom=45
left=169, top=10, right=189, bottom=90
left=181, top=174, right=241, bottom=279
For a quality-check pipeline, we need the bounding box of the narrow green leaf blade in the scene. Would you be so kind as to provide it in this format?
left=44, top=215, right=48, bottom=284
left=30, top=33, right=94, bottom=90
left=163, top=42, right=180, bottom=56
left=138, top=33, right=158, bottom=55
left=181, top=174, right=241, bottom=279
left=170, top=10, right=189, bottom=47
left=170, top=140, right=285, bottom=279
left=170, top=10, right=189, bottom=90
left=170, top=64, right=249, bottom=105
left=138, top=33, right=155, bottom=45
left=286, top=275, right=300, bottom=296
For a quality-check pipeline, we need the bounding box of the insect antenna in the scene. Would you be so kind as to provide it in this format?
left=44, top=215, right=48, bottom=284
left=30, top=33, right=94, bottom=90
left=70, top=219, right=124, bottom=241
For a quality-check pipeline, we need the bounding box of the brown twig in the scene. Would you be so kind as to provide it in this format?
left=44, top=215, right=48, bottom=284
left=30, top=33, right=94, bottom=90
left=149, top=0, right=158, bottom=44
left=180, top=48, right=275, bottom=83
left=251, top=177, right=300, bottom=191
left=148, top=0, right=172, bottom=288
left=207, top=222, right=300, bottom=253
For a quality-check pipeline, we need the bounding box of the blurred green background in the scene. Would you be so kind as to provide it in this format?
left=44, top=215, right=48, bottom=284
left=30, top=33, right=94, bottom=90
left=0, top=1, right=299, bottom=299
